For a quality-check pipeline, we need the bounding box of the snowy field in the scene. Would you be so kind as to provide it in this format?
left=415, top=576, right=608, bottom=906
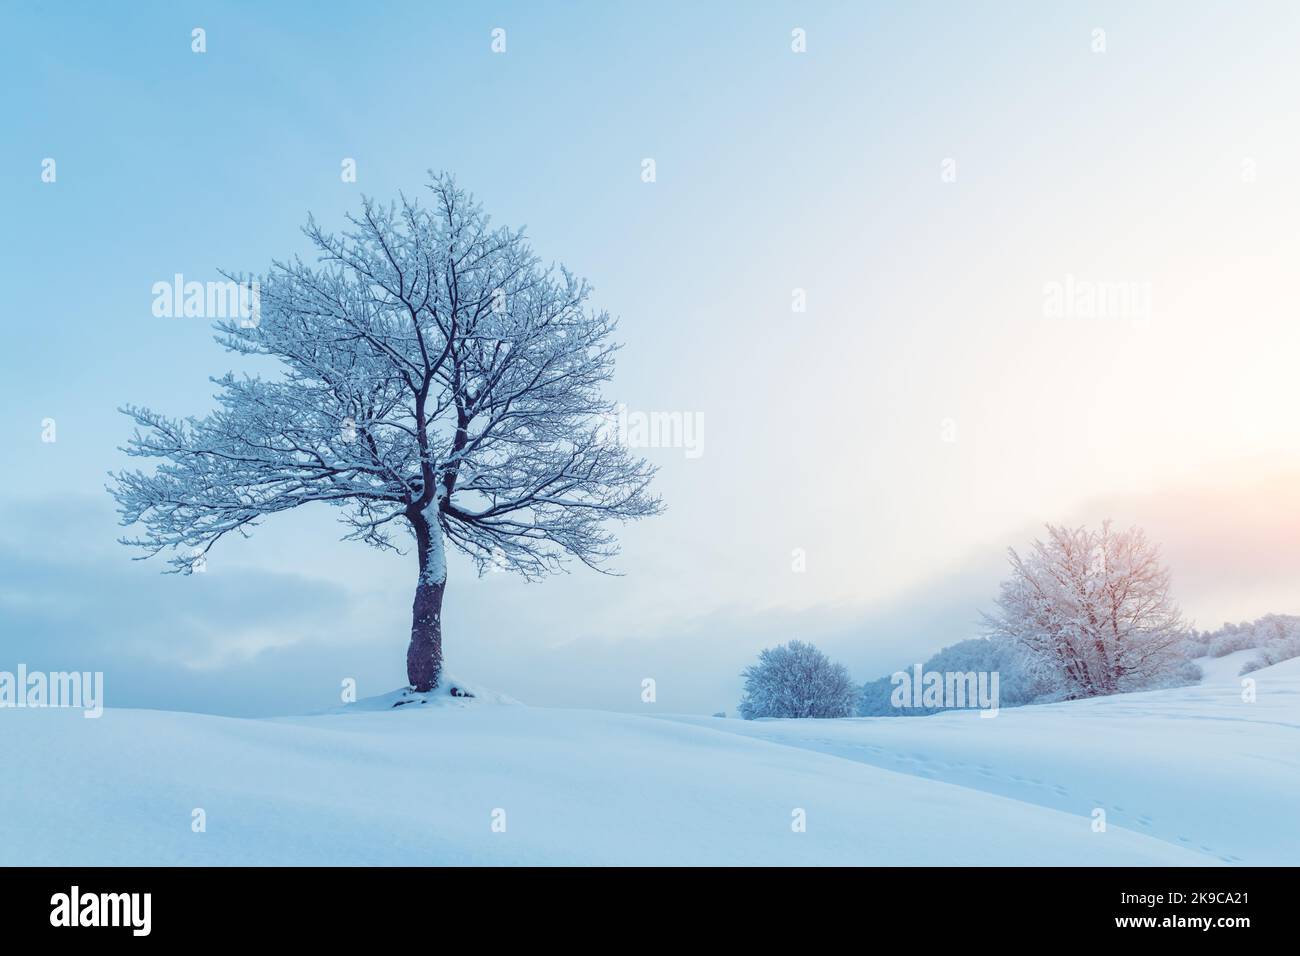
left=2, top=659, right=1295, bottom=866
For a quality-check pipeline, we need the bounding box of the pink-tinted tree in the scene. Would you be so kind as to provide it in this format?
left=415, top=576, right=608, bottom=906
left=983, top=522, right=1187, bottom=698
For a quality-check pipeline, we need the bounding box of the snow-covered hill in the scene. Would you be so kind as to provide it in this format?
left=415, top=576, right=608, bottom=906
left=1192, top=648, right=1259, bottom=685
left=3, top=659, right=1296, bottom=866
left=667, top=655, right=1300, bottom=865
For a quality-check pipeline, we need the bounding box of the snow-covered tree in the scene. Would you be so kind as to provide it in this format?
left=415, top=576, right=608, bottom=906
left=1240, top=615, right=1300, bottom=672
left=738, top=640, right=857, bottom=719
left=982, top=522, right=1188, bottom=699
left=1188, top=614, right=1300, bottom=673
left=110, top=174, right=662, bottom=692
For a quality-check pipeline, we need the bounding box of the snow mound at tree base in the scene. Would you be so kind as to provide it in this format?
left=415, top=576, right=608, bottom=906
left=340, top=674, right=521, bottom=712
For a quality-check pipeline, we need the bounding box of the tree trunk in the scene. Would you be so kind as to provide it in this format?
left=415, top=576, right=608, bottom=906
left=406, top=508, right=447, bottom=692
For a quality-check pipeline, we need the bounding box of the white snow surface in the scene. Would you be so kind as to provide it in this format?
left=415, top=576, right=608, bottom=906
left=666, top=655, right=1300, bottom=865
left=3, top=659, right=1297, bottom=866
left=1192, top=649, right=1260, bottom=685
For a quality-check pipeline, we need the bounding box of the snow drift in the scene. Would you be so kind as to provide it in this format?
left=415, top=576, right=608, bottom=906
left=2, top=657, right=1296, bottom=865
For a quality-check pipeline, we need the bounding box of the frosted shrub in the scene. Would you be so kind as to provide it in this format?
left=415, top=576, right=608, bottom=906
left=738, top=641, right=857, bottom=719
left=1227, top=615, right=1300, bottom=673
left=1190, top=615, right=1300, bottom=672
left=1207, top=623, right=1257, bottom=657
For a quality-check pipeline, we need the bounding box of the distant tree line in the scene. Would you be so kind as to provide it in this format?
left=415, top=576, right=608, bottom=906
left=738, top=521, right=1297, bottom=720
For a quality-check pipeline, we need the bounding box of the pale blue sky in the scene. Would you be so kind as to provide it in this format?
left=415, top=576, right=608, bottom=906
left=3, top=2, right=1299, bottom=715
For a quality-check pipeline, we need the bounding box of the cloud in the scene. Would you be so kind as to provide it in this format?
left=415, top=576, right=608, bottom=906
left=1075, top=469, right=1300, bottom=626
left=0, top=496, right=398, bottom=716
